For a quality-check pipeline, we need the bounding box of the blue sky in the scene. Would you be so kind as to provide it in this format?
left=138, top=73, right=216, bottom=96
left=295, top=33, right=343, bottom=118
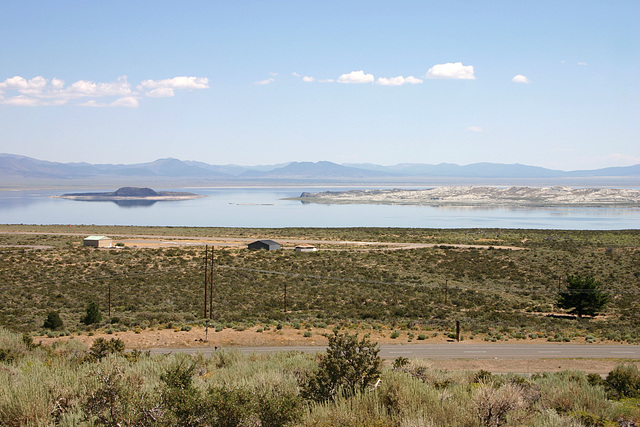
left=1, top=1, right=638, bottom=170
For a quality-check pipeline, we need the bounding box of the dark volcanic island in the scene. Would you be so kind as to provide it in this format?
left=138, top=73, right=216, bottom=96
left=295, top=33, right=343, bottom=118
left=55, top=187, right=205, bottom=201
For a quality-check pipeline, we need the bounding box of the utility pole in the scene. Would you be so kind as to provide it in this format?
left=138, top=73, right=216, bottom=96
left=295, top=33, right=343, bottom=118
left=209, top=246, right=214, bottom=320
left=204, top=245, right=208, bottom=319
left=444, top=280, right=449, bottom=305
left=283, top=282, right=288, bottom=314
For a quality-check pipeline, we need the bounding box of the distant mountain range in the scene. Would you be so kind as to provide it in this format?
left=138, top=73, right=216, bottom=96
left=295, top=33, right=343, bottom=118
left=1, top=154, right=638, bottom=186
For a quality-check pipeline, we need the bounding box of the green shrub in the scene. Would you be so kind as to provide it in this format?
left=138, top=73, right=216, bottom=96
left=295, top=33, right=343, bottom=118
left=392, top=357, right=409, bottom=370
left=390, top=331, right=400, bottom=339
left=89, top=338, right=125, bottom=360
left=205, top=385, right=256, bottom=426
left=83, top=364, right=161, bottom=425
left=256, top=388, right=303, bottom=427
left=303, top=331, right=381, bottom=402
left=605, top=364, right=640, bottom=400
left=160, top=361, right=205, bottom=425
left=43, top=311, right=63, bottom=330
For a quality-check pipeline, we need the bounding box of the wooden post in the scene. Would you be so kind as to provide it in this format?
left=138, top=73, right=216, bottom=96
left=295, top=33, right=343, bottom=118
left=456, top=320, right=460, bottom=342
left=108, top=284, right=111, bottom=318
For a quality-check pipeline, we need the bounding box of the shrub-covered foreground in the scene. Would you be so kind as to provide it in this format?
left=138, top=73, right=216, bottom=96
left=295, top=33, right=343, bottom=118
left=1, top=328, right=638, bottom=426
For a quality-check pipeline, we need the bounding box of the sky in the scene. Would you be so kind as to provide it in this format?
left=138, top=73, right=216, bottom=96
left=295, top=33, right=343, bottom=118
left=0, top=1, right=638, bottom=170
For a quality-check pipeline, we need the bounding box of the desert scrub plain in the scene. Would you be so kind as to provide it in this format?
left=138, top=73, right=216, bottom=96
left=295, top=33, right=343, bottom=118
left=0, top=225, right=639, bottom=343
left=1, top=328, right=640, bottom=426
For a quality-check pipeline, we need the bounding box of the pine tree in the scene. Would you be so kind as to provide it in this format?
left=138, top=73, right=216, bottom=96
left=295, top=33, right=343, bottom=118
left=43, top=311, right=63, bottom=329
left=83, top=301, right=103, bottom=325
left=557, top=275, right=610, bottom=318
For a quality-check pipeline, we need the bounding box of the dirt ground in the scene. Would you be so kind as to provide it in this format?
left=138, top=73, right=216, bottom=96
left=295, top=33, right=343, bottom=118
left=38, top=326, right=639, bottom=375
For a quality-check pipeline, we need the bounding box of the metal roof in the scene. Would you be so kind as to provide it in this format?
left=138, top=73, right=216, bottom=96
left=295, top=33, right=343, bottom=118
left=255, top=239, right=279, bottom=245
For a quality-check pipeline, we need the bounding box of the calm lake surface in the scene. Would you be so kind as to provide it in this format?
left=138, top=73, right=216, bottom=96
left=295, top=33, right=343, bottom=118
left=1, top=187, right=639, bottom=230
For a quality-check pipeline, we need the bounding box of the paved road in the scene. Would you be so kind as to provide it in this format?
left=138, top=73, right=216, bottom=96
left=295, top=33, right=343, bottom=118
left=149, top=343, right=640, bottom=360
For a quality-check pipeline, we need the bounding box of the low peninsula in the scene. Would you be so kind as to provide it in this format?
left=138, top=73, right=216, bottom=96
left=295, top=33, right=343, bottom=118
left=55, top=187, right=205, bottom=201
left=292, top=186, right=640, bottom=207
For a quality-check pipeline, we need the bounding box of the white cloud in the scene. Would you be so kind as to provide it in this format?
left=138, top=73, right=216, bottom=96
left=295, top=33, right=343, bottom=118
left=302, top=76, right=315, bottom=82
left=0, top=95, right=40, bottom=106
left=67, top=76, right=132, bottom=97
left=426, top=62, right=475, bottom=79
left=78, top=96, right=139, bottom=108
left=0, top=76, right=29, bottom=90
left=467, top=126, right=483, bottom=132
left=337, top=70, right=374, bottom=84
left=110, top=96, right=139, bottom=108
left=146, top=87, right=175, bottom=97
left=292, top=72, right=301, bottom=77
left=255, top=78, right=275, bottom=85
left=376, top=76, right=423, bottom=86
left=319, top=79, right=335, bottom=83
left=51, top=78, right=64, bottom=89
left=511, top=74, right=530, bottom=84
left=138, top=76, right=209, bottom=90
left=0, top=75, right=208, bottom=106
left=578, top=62, right=588, bottom=66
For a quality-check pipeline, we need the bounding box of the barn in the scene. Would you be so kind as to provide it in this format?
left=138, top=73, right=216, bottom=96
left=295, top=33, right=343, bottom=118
left=83, top=235, right=113, bottom=248
left=248, top=240, right=281, bottom=251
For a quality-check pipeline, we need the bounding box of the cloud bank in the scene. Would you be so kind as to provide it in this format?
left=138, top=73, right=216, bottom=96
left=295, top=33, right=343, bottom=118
left=0, top=75, right=209, bottom=106
left=295, top=63, right=476, bottom=85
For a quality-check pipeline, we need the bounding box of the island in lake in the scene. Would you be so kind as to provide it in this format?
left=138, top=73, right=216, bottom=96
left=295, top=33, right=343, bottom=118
left=55, top=187, right=205, bottom=201
left=291, top=186, right=640, bottom=207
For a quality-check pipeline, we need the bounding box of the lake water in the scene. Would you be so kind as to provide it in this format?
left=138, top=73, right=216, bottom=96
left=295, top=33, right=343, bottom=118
left=0, top=187, right=639, bottom=229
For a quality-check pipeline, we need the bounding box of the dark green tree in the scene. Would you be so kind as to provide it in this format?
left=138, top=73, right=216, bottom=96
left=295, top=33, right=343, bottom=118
left=83, top=301, right=103, bottom=325
left=557, top=275, right=610, bottom=318
left=303, top=330, right=381, bottom=402
left=43, top=311, right=63, bottom=329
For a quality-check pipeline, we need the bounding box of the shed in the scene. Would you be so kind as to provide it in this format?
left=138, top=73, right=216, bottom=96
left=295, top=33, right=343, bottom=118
left=248, top=240, right=281, bottom=251
left=295, top=245, right=317, bottom=252
left=83, top=235, right=113, bottom=248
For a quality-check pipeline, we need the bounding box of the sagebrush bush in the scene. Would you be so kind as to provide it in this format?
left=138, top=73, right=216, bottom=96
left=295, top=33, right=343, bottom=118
left=605, top=364, right=640, bottom=400
left=303, top=331, right=381, bottom=402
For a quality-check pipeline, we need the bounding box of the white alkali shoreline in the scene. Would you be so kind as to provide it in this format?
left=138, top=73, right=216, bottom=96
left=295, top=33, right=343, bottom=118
left=293, top=186, right=640, bottom=207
